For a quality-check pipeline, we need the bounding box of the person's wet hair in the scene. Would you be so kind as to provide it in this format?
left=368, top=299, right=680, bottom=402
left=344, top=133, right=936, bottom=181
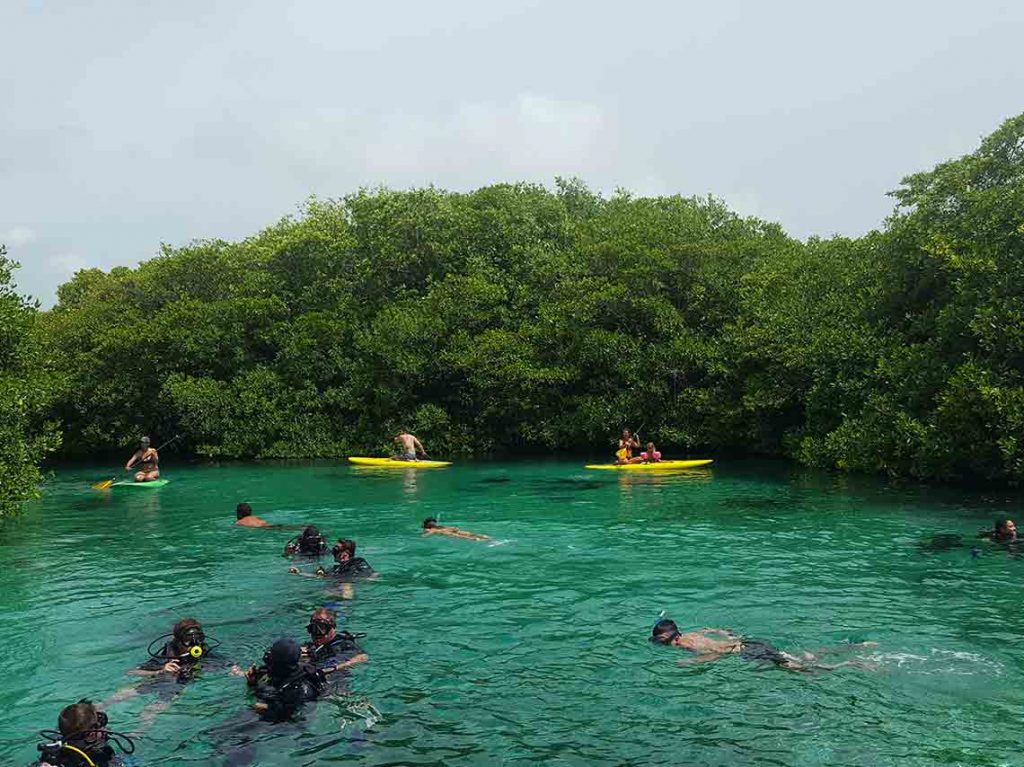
left=58, top=699, right=103, bottom=739
left=651, top=618, right=681, bottom=645
left=172, top=618, right=204, bottom=646
left=332, top=538, right=356, bottom=558
left=236, top=502, right=252, bottom=519
left=422, top=517, right=438, bottom=529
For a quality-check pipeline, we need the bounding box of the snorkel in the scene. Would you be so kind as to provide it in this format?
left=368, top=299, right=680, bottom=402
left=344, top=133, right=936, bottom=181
left=37, top=700, right=135, bottom=767
left=650, top=611, right=682, bottom=645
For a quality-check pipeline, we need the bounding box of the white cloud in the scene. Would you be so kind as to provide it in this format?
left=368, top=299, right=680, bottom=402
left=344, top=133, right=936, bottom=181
left=2, top=226, right=36, bottom=248
left=49, top=253, right=89, bottom=278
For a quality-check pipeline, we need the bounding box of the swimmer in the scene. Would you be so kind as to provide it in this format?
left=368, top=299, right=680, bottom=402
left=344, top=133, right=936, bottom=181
left=36, top=699, right=135, bottom=767
left=289, top=538, right=376, bottom=580
left=979, top=518, right=1018, bottom=543
left=125, top=436, right=159, bottom=483
left=301, top=607, right=369, bottom=672
left=422, top=517, right=490, bottom=541
left=235, top=502, right=271, bottom=527
left=244, top=637, right=331, bottom=722
left=283, top=525, right=328, bottom=557
left=650, top=618, right=875, bottom=673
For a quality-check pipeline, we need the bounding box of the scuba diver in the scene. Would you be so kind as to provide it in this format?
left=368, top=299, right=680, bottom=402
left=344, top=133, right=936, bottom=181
left=650, top=617, right=876, bottom=673
left=244, top=637, right=331, bottom=722
left=302, top=607, right=369, bottom=672
left=282, top=526, right=329, bottom=558
left=288, top=539, right=376, bottom=580
left=36, top=699, right=135, bottom=767
left=422, top=517, right=490, bottom=541
left=124, top=436, right=159, bottom=483
left=131, top=618, right=222, bottom=683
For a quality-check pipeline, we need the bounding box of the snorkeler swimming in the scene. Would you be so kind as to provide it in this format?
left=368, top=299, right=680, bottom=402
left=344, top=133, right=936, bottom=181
left=289, top=539, right=377, bottom=580
left=283, top=526, right=329, bottom=557
left=422, top=517, right=490, bottom=541
left=650, top=618, right=875, bottom=673
left=36, top=699, right=135, bottom=767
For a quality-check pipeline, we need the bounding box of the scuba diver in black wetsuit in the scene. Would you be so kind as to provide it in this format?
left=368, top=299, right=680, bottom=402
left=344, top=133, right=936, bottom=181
left=36, top=699, right=135, bottom=767
left=288, top=538, right=376, bottom=580
left=282, top=526, right=329, bottom=558
left=302, top=607, right=369, bottom=672
left=244, top=638, right=329, bottom=722
left=132, top=618, right=223, bottom=684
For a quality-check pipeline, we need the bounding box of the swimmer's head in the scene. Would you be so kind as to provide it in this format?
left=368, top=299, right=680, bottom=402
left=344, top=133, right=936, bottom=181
left=422, top=517, right=438, bottom=530
left=332, top=538, right=356, bottom=562
left=298, top=526, right=327, bottom=553
left=172, top=618, right=205, bottom=654
left=236, top=502, right=253, bottom=520
left=995, top=518, right=1018, bottom=541
left=307, top=607, right=337, bottom=644
left=139, top=436, right=151, bottom=448
left=650, top=618, right=682, bottom=646
left=58, top=699, right=108, bottom=750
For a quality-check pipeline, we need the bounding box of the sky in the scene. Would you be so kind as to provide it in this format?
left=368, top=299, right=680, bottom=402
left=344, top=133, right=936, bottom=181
left=2, top=0, right=1022, bottom=305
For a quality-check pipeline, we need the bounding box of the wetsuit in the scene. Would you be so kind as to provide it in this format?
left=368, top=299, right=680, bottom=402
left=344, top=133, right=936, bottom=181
left=137, top=642, right=221, bottom=696
left=252, top=661, right=327, bottom=722
left=37, top=743, right=121, bottom=767
left=328, top=557, right=375, bottom=580
left=303, top=632, right=364, bottom=669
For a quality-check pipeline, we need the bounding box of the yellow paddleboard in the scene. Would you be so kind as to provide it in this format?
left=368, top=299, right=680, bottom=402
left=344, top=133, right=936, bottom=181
left=348, top=457, right=452, bottom=469
left=584, top=459, right=714, bottom=471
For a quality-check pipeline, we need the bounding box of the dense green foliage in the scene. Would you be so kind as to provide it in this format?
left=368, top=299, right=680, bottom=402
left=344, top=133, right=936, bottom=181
left=30, top=113, right=1024, bottom=485
left=0, top=247, right=60, bottom=517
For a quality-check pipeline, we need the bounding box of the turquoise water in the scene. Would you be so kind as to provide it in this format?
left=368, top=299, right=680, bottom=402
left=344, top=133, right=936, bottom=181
left=2, top=460, right=1023, bottom=766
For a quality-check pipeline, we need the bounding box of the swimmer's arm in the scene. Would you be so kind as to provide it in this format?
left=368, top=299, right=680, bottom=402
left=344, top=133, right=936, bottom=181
left=127, top=659, right=181, bottom=677
left=288, top=566, right=328, bottom=578
left=323, top=653, right=369, bottom=675
left=700, top=628, right=737, bottom=638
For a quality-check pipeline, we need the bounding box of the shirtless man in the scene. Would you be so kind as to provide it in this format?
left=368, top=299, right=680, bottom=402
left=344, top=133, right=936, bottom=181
left=650, top=618, right=874, bottom=673
left=235, top=503, right=271, bottom=527
left=422, top=517, right=490, bottom=541
left=126, top=436, right=159, bottom=482
left=394, top=431, right=426, bottom=461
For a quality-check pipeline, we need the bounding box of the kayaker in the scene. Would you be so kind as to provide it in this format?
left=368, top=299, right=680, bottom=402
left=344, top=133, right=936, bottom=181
left=639, top=442, right=662, bottom=463
left=422, top=517, right=490, bottom=541
left=650, top=617, right=875, bottom=673
left=125, top=436, right=159, bottom=482
left=615, top=429, right=641, bottom=465
left=394, top=431, right=426, bottom=461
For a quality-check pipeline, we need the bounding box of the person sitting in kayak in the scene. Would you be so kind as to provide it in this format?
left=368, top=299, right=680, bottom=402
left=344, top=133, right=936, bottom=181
left=125, top=436, right=159, bottom=482
left=650, top=617, right=875, bottom=673
left=394, top=431, right=426, bottom=461
left=638, top=442, right=662, bottom=463
left=422, top=517, right=490, bottom=541
left=614, top=429, right=641, bottom=465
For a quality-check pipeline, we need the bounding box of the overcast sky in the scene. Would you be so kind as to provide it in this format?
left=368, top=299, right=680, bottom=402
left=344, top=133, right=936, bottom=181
left=2, top=0, right=1021, bottom=305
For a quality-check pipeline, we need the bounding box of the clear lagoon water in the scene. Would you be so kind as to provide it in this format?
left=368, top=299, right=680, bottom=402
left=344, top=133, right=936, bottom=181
left=2, top=459, right=1023, bottom=766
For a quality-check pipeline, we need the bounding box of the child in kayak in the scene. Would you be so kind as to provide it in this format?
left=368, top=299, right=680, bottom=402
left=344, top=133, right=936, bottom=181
left=638, top=442, right=662, bottom=463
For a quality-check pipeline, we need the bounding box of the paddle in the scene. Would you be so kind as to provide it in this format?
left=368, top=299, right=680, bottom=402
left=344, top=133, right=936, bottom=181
left=92, top=434, right=182, bottom=490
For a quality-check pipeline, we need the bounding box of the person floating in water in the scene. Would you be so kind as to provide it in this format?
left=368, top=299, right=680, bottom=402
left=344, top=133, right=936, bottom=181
left=289, top=538, right=376, bottom=580
left=301, top=607, right=369, bottom=672
left=36, top=699, right=135, bottom=767
left=650, top=618, right=875, bottom=673
left=614, top=429, right=641, bottom=465
left=125, top=436, right=159, bottom=483
left=980, top=518, right=1018, bottom=543
left=394, top=431, right=426, bottom=461
left=422, top=517, right=490, bottom=541
left=235, top=502, right=271, bottom=527
left=244, top=637, right=332, bottom=722
left=283, top=526, right=329, bottom=558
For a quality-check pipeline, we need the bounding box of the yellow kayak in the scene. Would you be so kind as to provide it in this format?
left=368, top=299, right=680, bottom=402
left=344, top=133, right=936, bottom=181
left=585, top=459, right=714, bottom=471
left=348, top=457, right=452, bottom=469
